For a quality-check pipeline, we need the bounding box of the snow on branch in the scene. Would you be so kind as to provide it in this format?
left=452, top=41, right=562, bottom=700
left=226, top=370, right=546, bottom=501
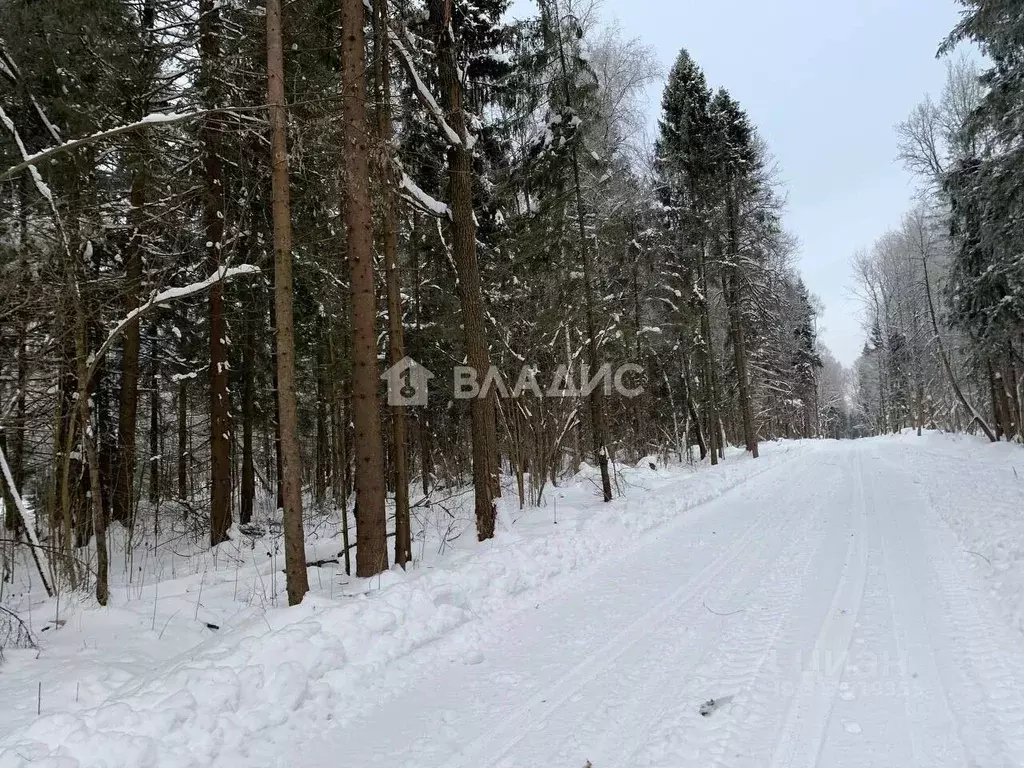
left=0, top=110, right=257, bottom=182
left=0, top=106, right=55, bottom=203
left=0, top=440, right=53, bottom=598
left=1, top=38, right=62, bottom=144
left=387, top=27, right=463, bottom=148
left=399, top=173, right=451, bottom=218
left=85, top=264, right=261, bottom=388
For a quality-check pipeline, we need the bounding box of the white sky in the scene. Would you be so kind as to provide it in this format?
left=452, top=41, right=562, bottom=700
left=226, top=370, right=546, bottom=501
left=511, top=0, right=967, bottom=365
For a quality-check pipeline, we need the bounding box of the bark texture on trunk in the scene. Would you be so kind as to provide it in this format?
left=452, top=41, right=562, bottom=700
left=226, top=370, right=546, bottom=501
left=725, top=188, right=757, bottom=457
left=373, top=0, right=412, bottom=567
left=112, top=161, right=146, bottom=525
left=266, top=0, right=310, bottom=603
left=199, top=0, right=232, bottom=545
left=698, top=244, right=719, bottom=466
left=177, top=379, right=188, bottom=499
left=342, top=0, right=388, bottom=575
left=548, top=0, right=613, bottom=501
left=430, top=0, right=497, bottom=539
left=240, top=307, right=256, bottom=525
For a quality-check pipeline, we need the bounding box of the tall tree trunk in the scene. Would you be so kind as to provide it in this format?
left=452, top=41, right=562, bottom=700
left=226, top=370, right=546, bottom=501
left=1006, top=341, right=1021, bottom=437
left=112, top=154, right=146, bottom=526
left=5, top=309, right=27, bottom=534
left=5, top=181, right=29, bottom=532
left=269, top=275, right=284, bottom=511
left=199, top=0, right=232, bottom=545
left=240, top=306, right=256, bottom=524
left=315, top=351, right=329, bottom=504
left=177, top=379, right=188, bottom=500
left=373, top=0, right=412, bottom=567
left=430, top=0, right=498, bottom=538
left=698, top=243, right=719, bottom=465
left=266, top=0, right=310, bottom=604
left=682, top=356, right=707, bottom=461
left=71, top=241, right=108, bottom=604
left=725, top=188, right=757, bottom=457
left=550, top=0, right=613, bottom=502
left=411, top=221, right=432, bottom=499
left=148, top=325, right=160, bottom=506
left=342, top=0, right=388, bottom=576
left=920, top=244, right=997, bottom=441
left=990, top=360, right=1013, bottom=441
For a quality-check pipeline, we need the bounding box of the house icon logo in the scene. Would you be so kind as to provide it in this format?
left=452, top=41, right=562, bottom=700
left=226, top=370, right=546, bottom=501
left=381, top=356, right=434, bottom=407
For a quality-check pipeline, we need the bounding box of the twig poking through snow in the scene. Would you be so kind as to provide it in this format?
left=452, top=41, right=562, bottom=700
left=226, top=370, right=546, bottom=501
left=703, top=601, right=743, bottom=617
left=965, top=550, right=993, bottom=566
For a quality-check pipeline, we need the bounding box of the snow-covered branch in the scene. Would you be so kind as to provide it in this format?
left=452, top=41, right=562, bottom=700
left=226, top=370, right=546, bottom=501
left=0, top=111, right=214, bottom=181
left=387, top=26, right=463, bottom=148
left=0, top=439, right=53, bottom=598
left=1, top=37, right=63, bottom=144
left=399, top=173, right=451, bottom=218
left=85, top=264, right=261, bottom=388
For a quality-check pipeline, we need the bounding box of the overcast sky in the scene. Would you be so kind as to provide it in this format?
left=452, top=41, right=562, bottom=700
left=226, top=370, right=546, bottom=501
left=513, top=0, right=967, bottom=365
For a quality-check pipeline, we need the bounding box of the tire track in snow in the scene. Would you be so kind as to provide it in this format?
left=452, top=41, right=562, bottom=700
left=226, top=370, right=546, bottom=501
left=568, top=459, right=832, bottom=768
left=610, top=457, right=836, bottom=768
left=766, top=448, right=870, bottom=768
left=865, top=449, right=970, bottom=767
left=435, top=458, right=825, bottom=768
left=869, top=446, right=1024, bottom=766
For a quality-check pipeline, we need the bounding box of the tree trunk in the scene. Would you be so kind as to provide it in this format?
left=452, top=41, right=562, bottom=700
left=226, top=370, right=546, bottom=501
left=725, top=188, right=757, bottom=457
left=112, top=157, right=146, bottom=526
left=684, top=360, right=707, bottom=461
left=1006, top=341, right=1021, bottom=438
left=373, top=0, right=412, bottom=567
left=4, top=179, right=29, bottom=532
left=342, top=0, right=388, bottom=576
left=920, top=245, right=997, bottom=442
left=71, top=240, right=108, bottom=604
left=5, top=313, right=27, bottom=533
left=328, top=326, right=352, bottom=576
left=990, top=361, right=1013, bottom=442
left=148, top=325, right=160, bottom=506
left=430, top=0, right=498, bottom=538
left=267, top=0, right=310, bottom=604
left=698, top=244, right=719, bottom=466
left=240, top=306, right=256, bottom=525
left=199, top=0, right=232, bottom=545
left=411, top=225, right=433, bottom=500
left=269, top=276, right=284, bottom=512
left=177, top=379, right=188, bottom=500
left=550, top=0, right=613, bottom=502
left=315, top=351, right=329, bottom=504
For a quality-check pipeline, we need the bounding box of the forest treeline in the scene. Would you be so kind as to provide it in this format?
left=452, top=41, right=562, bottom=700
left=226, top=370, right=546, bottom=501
left=2, top=0, right=848, bottom=605
left=851, top=1, right=1024, bottom=444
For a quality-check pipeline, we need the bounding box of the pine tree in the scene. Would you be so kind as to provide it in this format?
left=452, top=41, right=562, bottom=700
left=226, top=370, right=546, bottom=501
left=266, top=0, right=309, bottom=604
left=341, top=0, right=388, bottom=576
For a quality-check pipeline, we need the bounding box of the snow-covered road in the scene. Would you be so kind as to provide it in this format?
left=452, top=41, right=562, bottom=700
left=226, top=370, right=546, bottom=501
left=6, top=436, right=1024, bottom=768
left=299, top=439, right=1024, bottom=768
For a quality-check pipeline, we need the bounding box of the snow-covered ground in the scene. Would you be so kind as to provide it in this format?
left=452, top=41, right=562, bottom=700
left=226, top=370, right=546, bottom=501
left=4, top=434, right=1024, bottom=767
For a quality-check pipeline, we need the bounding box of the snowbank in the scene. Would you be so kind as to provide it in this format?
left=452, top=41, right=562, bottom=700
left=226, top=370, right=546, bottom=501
left=865, top=430, right=1024, bottom=635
